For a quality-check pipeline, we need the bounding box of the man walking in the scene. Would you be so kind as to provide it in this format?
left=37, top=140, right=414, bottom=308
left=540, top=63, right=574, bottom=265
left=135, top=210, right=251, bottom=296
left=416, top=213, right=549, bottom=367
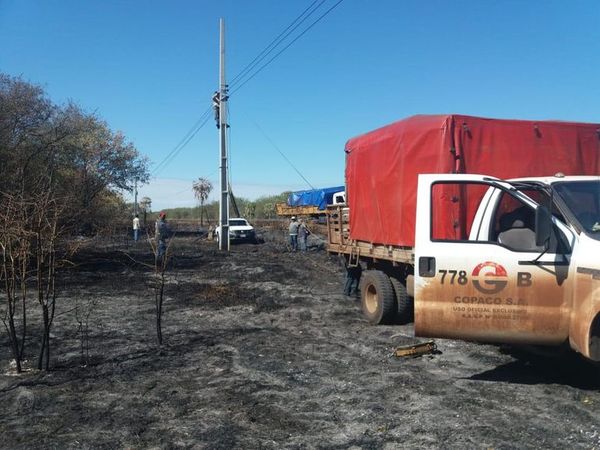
left=132, top=214, right=140, bottom=241
left=288, top=216, right=299, bottom=252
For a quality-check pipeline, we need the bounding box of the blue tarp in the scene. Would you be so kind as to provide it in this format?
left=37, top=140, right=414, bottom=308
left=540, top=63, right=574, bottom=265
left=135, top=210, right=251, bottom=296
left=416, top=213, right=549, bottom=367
left=287, top=186, right=345, bottom=210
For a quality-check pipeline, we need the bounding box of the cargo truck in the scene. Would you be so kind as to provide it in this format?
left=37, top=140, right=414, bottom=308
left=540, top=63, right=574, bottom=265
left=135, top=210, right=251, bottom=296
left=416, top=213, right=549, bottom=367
left=327, top=114, right=600, bottom=361
left=276, top=186, right=344, bottom=217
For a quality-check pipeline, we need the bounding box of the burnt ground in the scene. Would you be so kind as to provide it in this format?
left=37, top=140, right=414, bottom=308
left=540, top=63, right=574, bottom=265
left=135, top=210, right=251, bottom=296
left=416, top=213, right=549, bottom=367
left=1, top=227, right=600, bottom=449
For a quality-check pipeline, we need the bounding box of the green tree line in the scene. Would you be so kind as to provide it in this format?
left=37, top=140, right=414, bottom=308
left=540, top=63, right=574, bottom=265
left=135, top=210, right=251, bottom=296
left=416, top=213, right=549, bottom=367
left=152, top=191, right=291, bottom=222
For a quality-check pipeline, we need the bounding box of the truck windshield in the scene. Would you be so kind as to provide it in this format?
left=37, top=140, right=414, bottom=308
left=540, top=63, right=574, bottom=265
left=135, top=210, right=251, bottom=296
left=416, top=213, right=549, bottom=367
left=553, top=181, right=600, bottom=238
left=230, top=219, right=248, bottom=226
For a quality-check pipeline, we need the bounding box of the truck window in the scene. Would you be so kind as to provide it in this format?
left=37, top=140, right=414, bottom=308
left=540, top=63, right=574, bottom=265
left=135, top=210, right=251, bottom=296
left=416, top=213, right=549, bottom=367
left=490, top=192, right=540, bottom=251
left=491, top=193, right=535, bottom=239
left=554, top=181, right=600, bottom=237
left=491, top=191, right=569, bottom=254
left=514, top=188, right=565, bottom=223
left=431, top=182, right=569, bottom=254
left=430, top=182, right=487, bottom=241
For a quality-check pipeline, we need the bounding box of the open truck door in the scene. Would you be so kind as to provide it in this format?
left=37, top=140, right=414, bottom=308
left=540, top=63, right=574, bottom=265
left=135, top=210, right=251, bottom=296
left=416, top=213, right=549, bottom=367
left=413, top=174, right=574, bottom=346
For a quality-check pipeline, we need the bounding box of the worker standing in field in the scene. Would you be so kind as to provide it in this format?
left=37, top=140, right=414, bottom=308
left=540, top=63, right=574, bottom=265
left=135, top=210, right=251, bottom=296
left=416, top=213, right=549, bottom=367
left=132, top=214, right=140, bottom=242
left=288, top=216, right=299, bottom=252
left=155, top=211, right=169, bottom=263
left=298, top=219, right=311, bottom=251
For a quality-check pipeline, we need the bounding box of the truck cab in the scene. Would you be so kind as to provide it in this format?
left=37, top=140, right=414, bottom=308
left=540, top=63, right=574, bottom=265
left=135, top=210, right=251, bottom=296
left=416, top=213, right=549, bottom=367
left=332, top=190, right=346, bottom=205
left=414, top=173, right=600, bottom=361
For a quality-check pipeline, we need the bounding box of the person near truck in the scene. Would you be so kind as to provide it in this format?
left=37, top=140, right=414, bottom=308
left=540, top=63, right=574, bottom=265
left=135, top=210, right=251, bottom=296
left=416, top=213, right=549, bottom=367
left=132, top=214, right=140, bottom=242
left=288, top=216, right=299, bottom=251
left=340, top=255, right=362, bottom=297
left=155, top=211, right=169, bottom=263
left=298, top=219, right=311, bottom=251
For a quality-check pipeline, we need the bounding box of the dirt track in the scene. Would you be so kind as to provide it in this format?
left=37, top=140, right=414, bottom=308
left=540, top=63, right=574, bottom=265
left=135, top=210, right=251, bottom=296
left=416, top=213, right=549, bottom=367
left=1, top=229, right=600, bottom=449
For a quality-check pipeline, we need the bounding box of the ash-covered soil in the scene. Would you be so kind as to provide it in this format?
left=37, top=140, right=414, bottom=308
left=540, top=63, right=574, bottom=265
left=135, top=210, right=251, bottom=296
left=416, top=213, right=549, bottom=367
left=1, top=228, right=600, bottom=449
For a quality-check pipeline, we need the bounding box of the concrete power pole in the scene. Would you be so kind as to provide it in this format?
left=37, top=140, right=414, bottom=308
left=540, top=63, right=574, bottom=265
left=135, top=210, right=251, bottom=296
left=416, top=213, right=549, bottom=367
left=218, top=18, right=230, bottom=251
left=134, top=177, right=138, bottom=216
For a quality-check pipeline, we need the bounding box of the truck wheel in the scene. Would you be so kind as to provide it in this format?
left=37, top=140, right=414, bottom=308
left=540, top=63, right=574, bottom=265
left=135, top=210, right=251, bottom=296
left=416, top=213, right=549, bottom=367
left=361, top=270, right=396, bottom=325
left=389, top=277, right=413, bottom=324
left=589, top=315, right=600, bottom=361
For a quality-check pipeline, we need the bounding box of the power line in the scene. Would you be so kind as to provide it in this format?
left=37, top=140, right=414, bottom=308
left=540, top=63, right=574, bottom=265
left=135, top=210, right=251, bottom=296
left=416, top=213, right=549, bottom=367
left=172, top=186, right=194, bottom=196
left=250, top=118, right=315, bottom=190
left=152, top=0, right=346, bottom=178
left=227, top=105, right=233, bottom=188
left=153, top=105, right=212, bottom=175
left=157, top=112, right=211, bottom=175
left=153, top=106, right=211, bottom=175
left=229, top=0, right=327, bottom=88
left=231, top=0, right=346, bottom=94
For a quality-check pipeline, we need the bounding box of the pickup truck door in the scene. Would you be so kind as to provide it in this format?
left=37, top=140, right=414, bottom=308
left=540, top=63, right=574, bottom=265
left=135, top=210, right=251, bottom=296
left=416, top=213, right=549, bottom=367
left=414, top=174, right=573, bottom=346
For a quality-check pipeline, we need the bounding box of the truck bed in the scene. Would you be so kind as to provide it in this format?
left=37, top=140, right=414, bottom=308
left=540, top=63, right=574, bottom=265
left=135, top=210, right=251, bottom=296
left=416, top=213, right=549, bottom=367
left=275, top=203, right=322, bottom=216
left=326, top=205, right=414, bottom=265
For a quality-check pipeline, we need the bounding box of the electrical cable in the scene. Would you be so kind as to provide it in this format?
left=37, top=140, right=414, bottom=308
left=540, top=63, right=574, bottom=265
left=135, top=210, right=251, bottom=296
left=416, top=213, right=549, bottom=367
left=231, top=0, right=346, bottom=94
left=152, top=105, right=212, bottom=175
left=154, top=112, right=211, bottom=176
left=226, top=105, right=233, bottom=190
left=172, top=186, right=195, bottom=196
left=226, top=106, right=241, bottom=216
left=152, top=0, right=345, bottom=179
left=229, top=0, right=327, bottom=88
left=250, top=117, right=315, bottom=190
left=153, top=106, right=211, bottom=175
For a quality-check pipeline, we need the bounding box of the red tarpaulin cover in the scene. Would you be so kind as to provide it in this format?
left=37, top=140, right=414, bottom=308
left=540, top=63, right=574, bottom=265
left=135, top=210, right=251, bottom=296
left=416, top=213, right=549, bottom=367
left=345, top=114, right=600, bottom=247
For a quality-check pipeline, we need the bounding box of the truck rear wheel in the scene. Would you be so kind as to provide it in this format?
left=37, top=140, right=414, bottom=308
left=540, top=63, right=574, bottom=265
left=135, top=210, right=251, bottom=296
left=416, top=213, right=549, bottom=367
left=589, top=315, right=600, bottom=361
left=361, top=270, right=396, bottom=325
left=389, top=277, right=412, bottom=324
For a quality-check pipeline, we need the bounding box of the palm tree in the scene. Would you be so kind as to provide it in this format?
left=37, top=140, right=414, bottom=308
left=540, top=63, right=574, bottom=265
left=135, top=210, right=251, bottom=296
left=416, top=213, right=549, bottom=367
left=192, top=178, right=213, bottom=226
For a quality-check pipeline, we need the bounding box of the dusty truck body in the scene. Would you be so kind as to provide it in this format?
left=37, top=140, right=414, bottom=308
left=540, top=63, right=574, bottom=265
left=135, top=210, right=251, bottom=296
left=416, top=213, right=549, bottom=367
left=327, top=114, right=600, bottom=360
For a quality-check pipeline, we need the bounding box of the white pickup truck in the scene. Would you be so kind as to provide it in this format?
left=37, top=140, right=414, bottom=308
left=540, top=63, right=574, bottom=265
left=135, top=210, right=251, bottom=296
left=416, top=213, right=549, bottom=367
left=328, top=172, right=600, bottom=361
left=215, top=218, right=257, bottom=244
left=328, top=115, right=600, bottom=361
left=414, top=173, right=600, bottom=361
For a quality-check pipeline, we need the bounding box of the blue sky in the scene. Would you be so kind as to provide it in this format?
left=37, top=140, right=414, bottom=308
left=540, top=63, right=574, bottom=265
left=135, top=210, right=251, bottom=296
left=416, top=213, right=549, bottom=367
left=1, top=0, right=599, bottom=210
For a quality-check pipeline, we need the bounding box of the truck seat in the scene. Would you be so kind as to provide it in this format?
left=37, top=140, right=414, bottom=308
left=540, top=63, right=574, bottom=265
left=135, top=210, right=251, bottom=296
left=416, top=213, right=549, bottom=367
left=498, top=219, right=540, bottom=251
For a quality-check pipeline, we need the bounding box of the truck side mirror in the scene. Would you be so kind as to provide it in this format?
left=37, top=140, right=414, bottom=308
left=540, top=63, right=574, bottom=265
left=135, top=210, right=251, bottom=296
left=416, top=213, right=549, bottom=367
left=535, top=205, right=552, bottom=248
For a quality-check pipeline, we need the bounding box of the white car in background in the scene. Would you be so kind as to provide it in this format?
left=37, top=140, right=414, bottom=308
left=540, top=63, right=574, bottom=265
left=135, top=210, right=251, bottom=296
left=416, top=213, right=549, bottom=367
left=215, top=218, right=257, bottom=244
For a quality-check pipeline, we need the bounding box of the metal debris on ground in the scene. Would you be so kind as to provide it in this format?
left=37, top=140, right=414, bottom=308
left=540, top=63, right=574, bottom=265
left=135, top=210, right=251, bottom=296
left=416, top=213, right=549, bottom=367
left=393, top=341, right=437, bottom=358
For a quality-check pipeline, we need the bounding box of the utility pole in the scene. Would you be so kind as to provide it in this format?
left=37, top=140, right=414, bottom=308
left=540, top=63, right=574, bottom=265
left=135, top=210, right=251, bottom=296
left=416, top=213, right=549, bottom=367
left=134, top=177, right=138, bottom=216
left=218, top=18, right=229, bottom=251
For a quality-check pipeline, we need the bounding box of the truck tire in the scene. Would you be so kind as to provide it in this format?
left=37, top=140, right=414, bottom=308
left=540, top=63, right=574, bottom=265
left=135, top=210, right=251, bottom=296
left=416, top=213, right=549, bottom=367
left=361, top=270, right=396, bottom=325
left=389, top=277, right=413, bottom=324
